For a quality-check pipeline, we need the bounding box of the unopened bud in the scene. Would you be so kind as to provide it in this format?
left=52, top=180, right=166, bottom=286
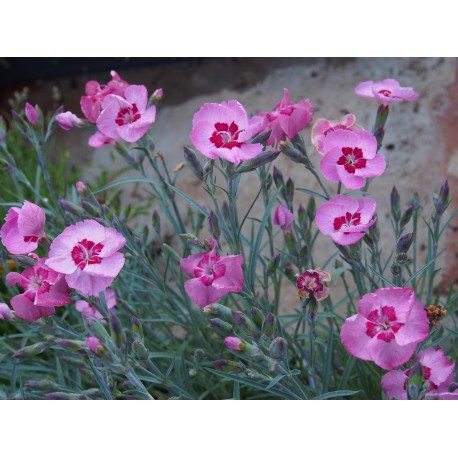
left=0, top=303, right=12, bottom=320
left=203, top=159, right=214, bottom=181
left=285, top=177, right=295, bottom=204
left=59, top=198, right=83, bottom=217
left=132, top=340, right=149, bottom=360
left=54, top=339, right=85, bottom=353
left=250, top=307, right=265, bottom=329
left=25, top=102, right=39, bottom=126
left=209, top=318, right=233, bottom=334
left=391, top=186, right=401, bottom=222
left=235, top=150, right=280, bottom=175
left=194, top=348, right=205, bottom=361
left=213, top=359, right=246, bottom=374
left=26, top=379, right=60, bottom=391
left=269, top=337, right=287, bottom=359
left=12, top=342, right=48, bottom=358
left=85, top=337, right=106, bottom=357
left=284, top=261, right=296, bottom=282
left=406, top=361, right=428, bottom=400
left=184, top=146, right=204, bottom=181
left=45, top=392, right=85, bottom=400
left=109, top=310, right=125, bottom=346
left=224, top=337, right=264, bottom=361
left=262, top=313, right=276, bottom=337
left=298, top=204, right=307, bottom=228
left=203, top=303, right=233, bottom=321
left=151, top=88, right=163, bottom=104
left=400, top=206, right=414, bottom=228
left=131, top=316, right=144, bottom=339
left=266, top=253, right=281, bottom=275
left=272, top=166, right=284, bottom=190
left=396, top=232, right=413, bottom=254
left=279, top=141, right=309, bottom=165
left=231, top=310, right=255, bottom=335
left=208, top=211, right=221, bottom=239
left=152, top=209, right=161, bottom=233
left=307, top=197, right=316, bottom=221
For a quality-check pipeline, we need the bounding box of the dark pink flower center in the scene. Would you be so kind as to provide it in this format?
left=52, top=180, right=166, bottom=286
left=404, top=366, right=438, bottom=392
left=323, top=124, right=350, bottom=137
left=378, top=89, right=392, bottom=97
left=296, top=271, right=323, bottom=293
left=71, top=239, right=104, bottom=270
left=24, top=235, right=39, bottom=243
left=115, top=103, right=141, bottom=126
left=210, top=122, right=242, bottom=149
left=27, top=268, right=51, bottom=295
left=365, top=306, right=403, bottom=342
left=337, top=146, right=367, bottom=174
left=278, top=105, right=294, bottom=116
left=194, top=253, right=226, bottom=286
left=333, top=211, right=361, bottom=231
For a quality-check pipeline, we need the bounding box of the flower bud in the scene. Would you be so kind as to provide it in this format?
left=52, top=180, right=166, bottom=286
left=76, top=180, right=87, bottom=194
left=266, top=253, right=281, bottom=275
left=152, top=209, right=161, bottom=233
left=56, top=111, right=84, bottom=130
left=307, top=197, right=316, bottom=221
left=184, top=146, right=204, bottom=181
left=12, top=342, right=49, bottom=358
left=262, top=313, right=276, bottom=337
left=224, top=337, right=264, bottom=361
left=269, top=337, right=287, bottom=359
left=285, top=177, right=294, bottom=204
left=203, top=159, right=214, bottom=181
left=45, top=392, right=85, bottom=400
left=400, top=206, right=414, bottom=228
left=298, top=204, right=307, bottom=228
left=109, top=310, right=125, bottom=346
left=209, top=318, right=233, bottom=334
left=54, top=339, right=86, bottom=353
left=131, top=316, right=144, bottom=339
left=131, top=339, right=149, bottom=360
left=231, top=310, right=255, bottom=335
left=59, top=198, right=84, bottom=217
left=208, top=211, right=221, bottom=239
left=151, top=88, right=163, bottom=104
left=273, top=204, right=294, bottom=231
left=284, top=261, right=296, bottom=282
left=234, top=150, right=280, bottom=174
left=390, top=186, right=401, bottom=222
left=0, top=302, right=12, bottom=320
left=26, top=379, right=60, bottom=391
left=25, top=102, right=39, bottom=126
left=279, top=141, right=309, bottom=165
left=194, top=348, right=205, bottom=361
left=203, top=303, right=233, bottom=321
left=272, top=166, right=284, bottom=190
left=213, top=359, right=246, bottom=374
left=396, top=232, right=413, bottom=254
left=86, top=337, right=106, bottom=357
left=250, top=307, right=265, bottom=329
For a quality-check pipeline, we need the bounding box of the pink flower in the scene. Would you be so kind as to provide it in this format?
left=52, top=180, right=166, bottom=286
left=224, top=336, right=243, bottom=352
left=86, top=336, right=105, bottom=356
left=1, top=201, right=46, bottom=254
left=96, top=85, right=156, bottom=143
left=315, top=194, right=376, bottom=246
left=75, top=288, right=116, bottom=322
left=180, top=238, right=244, bottom=307
left=88, top=131, right=117, bottom=148
left=152, top=88, right=163, bottom=103
left=0, top=302, right=12, bottom=320
left=80, top=70, right=130, bottom=123
left=25, top=102, right=39, bottom=126
left=261, top=89, right=313, bottom=146
left=56, top=111, right=84, bottom=131
left=341, top=287, right=429, bottom=370
left=320, top=130, right=386, bottom=189
left=273, top=204, right=294, bottom=231
left=355, top=78, right=419, bottom=105
left=311, top=114, right=361, bottom=156
left=45, top=219, right=126, bottom=296
left=382, top=347, right=455, bottom=400
left=190, top=100, right=265, bottom=164
left=76, top=181, right=86, bottom=193
left=296, top=269, right=331, bottom=302
left=6, top=257, right=71, bottom=322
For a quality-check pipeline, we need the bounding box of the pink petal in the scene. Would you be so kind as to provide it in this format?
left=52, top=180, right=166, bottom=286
left=366, top=337, right=417, bottom=370
left=190, top=120, right=221, bottom=159
left=355, top=154, right=386, bottom=178
left=180, top=252, right=208, bottom=277
left=330, top=231, right=365, bottom=245
left=381, top=370, right=408, bottom=400
left=83, top=252, right=125, bottom=278
left=184, top=277, right=227, bottom=307
left=419, top=347, right=455, bottom=388
left=340, top=313, right=373, bottom=361
left=315, top=202, right=345, bottom=235
left=66, top=269, right=114, bottom=296
left=319, top=148, right=341, bottom=183
left=17, top=201, right=45, bottom=239
left=124, top=85, right=148, bottom=112
left=96, top=102, right=122, bottom=140
left=394, top=298, right=428, bottom=346
left=355, top=81, right=376, bottom=98
left=11, top=294, right=54, bottom=321
left=99, top=228, right=126, bottom=257
left=337, top=167, right=366, bottom=189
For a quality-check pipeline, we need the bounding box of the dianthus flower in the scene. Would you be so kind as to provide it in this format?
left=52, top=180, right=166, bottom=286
left=180, top=238, right=243, bottom=307
left=341, top=287, right=429, bottom=370
left=190, top=100, right=264, bottom=164
left=315, top=194, right=376, bottom=246
left=296, top=269, right=330, bottom=302
left=1, top=201, right=46, bottom=254
left=355, top=78, right=419, bottom=105
left=75, top=288, right=117, bottom=322
left=46, top=220, right=126, bottom=296
left=273, top=204, right=294, bottom=231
